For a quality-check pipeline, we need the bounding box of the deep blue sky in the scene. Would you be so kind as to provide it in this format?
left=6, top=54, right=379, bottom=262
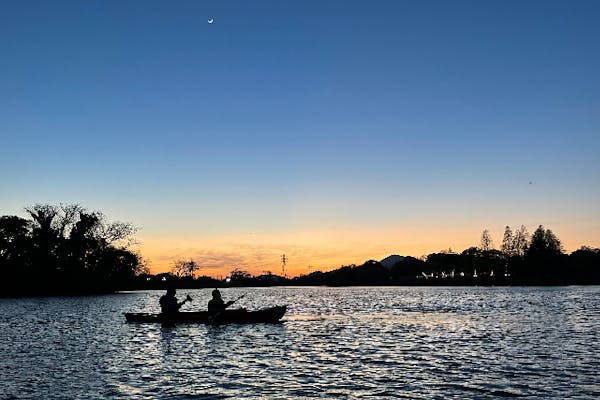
left=1, top=1, right=599, bottom=272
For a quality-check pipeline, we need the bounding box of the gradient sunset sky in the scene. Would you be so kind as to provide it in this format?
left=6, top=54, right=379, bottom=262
left=1, top=0, right=599, bottom=276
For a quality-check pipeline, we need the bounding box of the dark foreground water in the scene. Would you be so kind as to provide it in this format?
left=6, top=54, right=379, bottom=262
left=1, top=287, right=599, bottom=399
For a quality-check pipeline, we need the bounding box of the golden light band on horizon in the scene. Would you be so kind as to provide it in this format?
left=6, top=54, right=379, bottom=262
left=137, top=222, right=599, bottom=277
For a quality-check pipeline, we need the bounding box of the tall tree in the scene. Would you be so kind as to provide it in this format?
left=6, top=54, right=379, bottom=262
left=67, top=212, right=102, bottom=270
left=528, top=226, right=546, bottom=255
left=501, top=226, right=514, bottom=255
left=544, top=229, right=563, bottom=255
left=480, top=229, right=494, bottom=251
left=513, top=225, right=529, bottom=257
left=528, top=225, right=564, bottom=257
left=25, top=204, right=60, bottom=273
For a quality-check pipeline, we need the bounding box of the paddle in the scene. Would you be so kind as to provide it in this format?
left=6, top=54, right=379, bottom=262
left=225, top=294, right=245, bottom=309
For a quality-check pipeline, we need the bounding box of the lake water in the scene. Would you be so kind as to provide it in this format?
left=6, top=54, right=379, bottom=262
left=1, top=287, right=599, bottom=399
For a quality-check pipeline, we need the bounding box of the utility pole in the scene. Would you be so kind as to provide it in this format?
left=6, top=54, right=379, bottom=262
left=281, top=254, right=287, bottom=277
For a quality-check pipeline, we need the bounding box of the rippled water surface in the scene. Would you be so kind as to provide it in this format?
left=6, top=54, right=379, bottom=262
left=1, top=287, right=599, bottom=399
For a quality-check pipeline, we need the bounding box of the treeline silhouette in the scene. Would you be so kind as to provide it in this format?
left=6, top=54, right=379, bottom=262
left=131, top=224, right=600, bottom=288
left=3, top=209, right=600, bottom=295
left=0, top=204, right=146, bottom=296
left=294, top=225, right=600, bottom=286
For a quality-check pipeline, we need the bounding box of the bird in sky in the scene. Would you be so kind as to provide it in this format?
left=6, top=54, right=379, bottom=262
left=208, top=18, right=214, bottom=24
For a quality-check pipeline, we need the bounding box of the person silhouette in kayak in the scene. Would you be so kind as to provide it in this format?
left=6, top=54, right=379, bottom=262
left=160, top=288, right=191, bottom=314
left=207, top=288, right=235, bottom=312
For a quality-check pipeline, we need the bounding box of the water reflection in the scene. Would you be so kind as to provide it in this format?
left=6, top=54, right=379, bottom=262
left=159, top=325, right=177, bottom=354
left=1, top=287, right=599, bottom=399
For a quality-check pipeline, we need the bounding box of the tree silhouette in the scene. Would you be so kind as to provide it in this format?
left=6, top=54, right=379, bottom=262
left=501, top=226, right=514, bottom=256
left=480, top=229, right=494, bottom=251
left=0, top=216, right=32, bottom=274
left=528, top=225, right=563, bottom=257
left=512, top=225, right=529, bottom=257
left=0, top=203, right=144, bottom=295
left=172, top=259, right=200, bottom=278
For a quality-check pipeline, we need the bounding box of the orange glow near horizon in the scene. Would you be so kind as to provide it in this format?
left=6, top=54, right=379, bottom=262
left=136, top=223, right=599, bottom=278
left=137, top=228, right=452, bottom=277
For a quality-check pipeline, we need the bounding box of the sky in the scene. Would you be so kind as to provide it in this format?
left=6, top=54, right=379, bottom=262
left=1, top=0, right=599, bottom=276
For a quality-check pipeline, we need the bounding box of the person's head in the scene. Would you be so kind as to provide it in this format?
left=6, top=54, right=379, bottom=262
left=167, top=287, right=176, bottom=296
left=212, top=288, right=221, bottom=299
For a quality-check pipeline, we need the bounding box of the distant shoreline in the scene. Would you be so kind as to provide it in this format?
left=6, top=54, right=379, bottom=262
left=3, top=281, right=600, bottom=299
left=3, top=207, right=599, bottom=297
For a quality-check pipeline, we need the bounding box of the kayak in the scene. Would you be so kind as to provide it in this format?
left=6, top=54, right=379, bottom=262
left=124, top=305, right=287, bottom=324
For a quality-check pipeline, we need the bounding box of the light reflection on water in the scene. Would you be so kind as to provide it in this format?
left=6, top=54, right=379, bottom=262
left=1, top=287, right=599, bottom=399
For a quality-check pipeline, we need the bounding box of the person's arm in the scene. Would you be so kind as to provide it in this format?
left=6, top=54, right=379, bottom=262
left=177, top=295, right=192, bottom=309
